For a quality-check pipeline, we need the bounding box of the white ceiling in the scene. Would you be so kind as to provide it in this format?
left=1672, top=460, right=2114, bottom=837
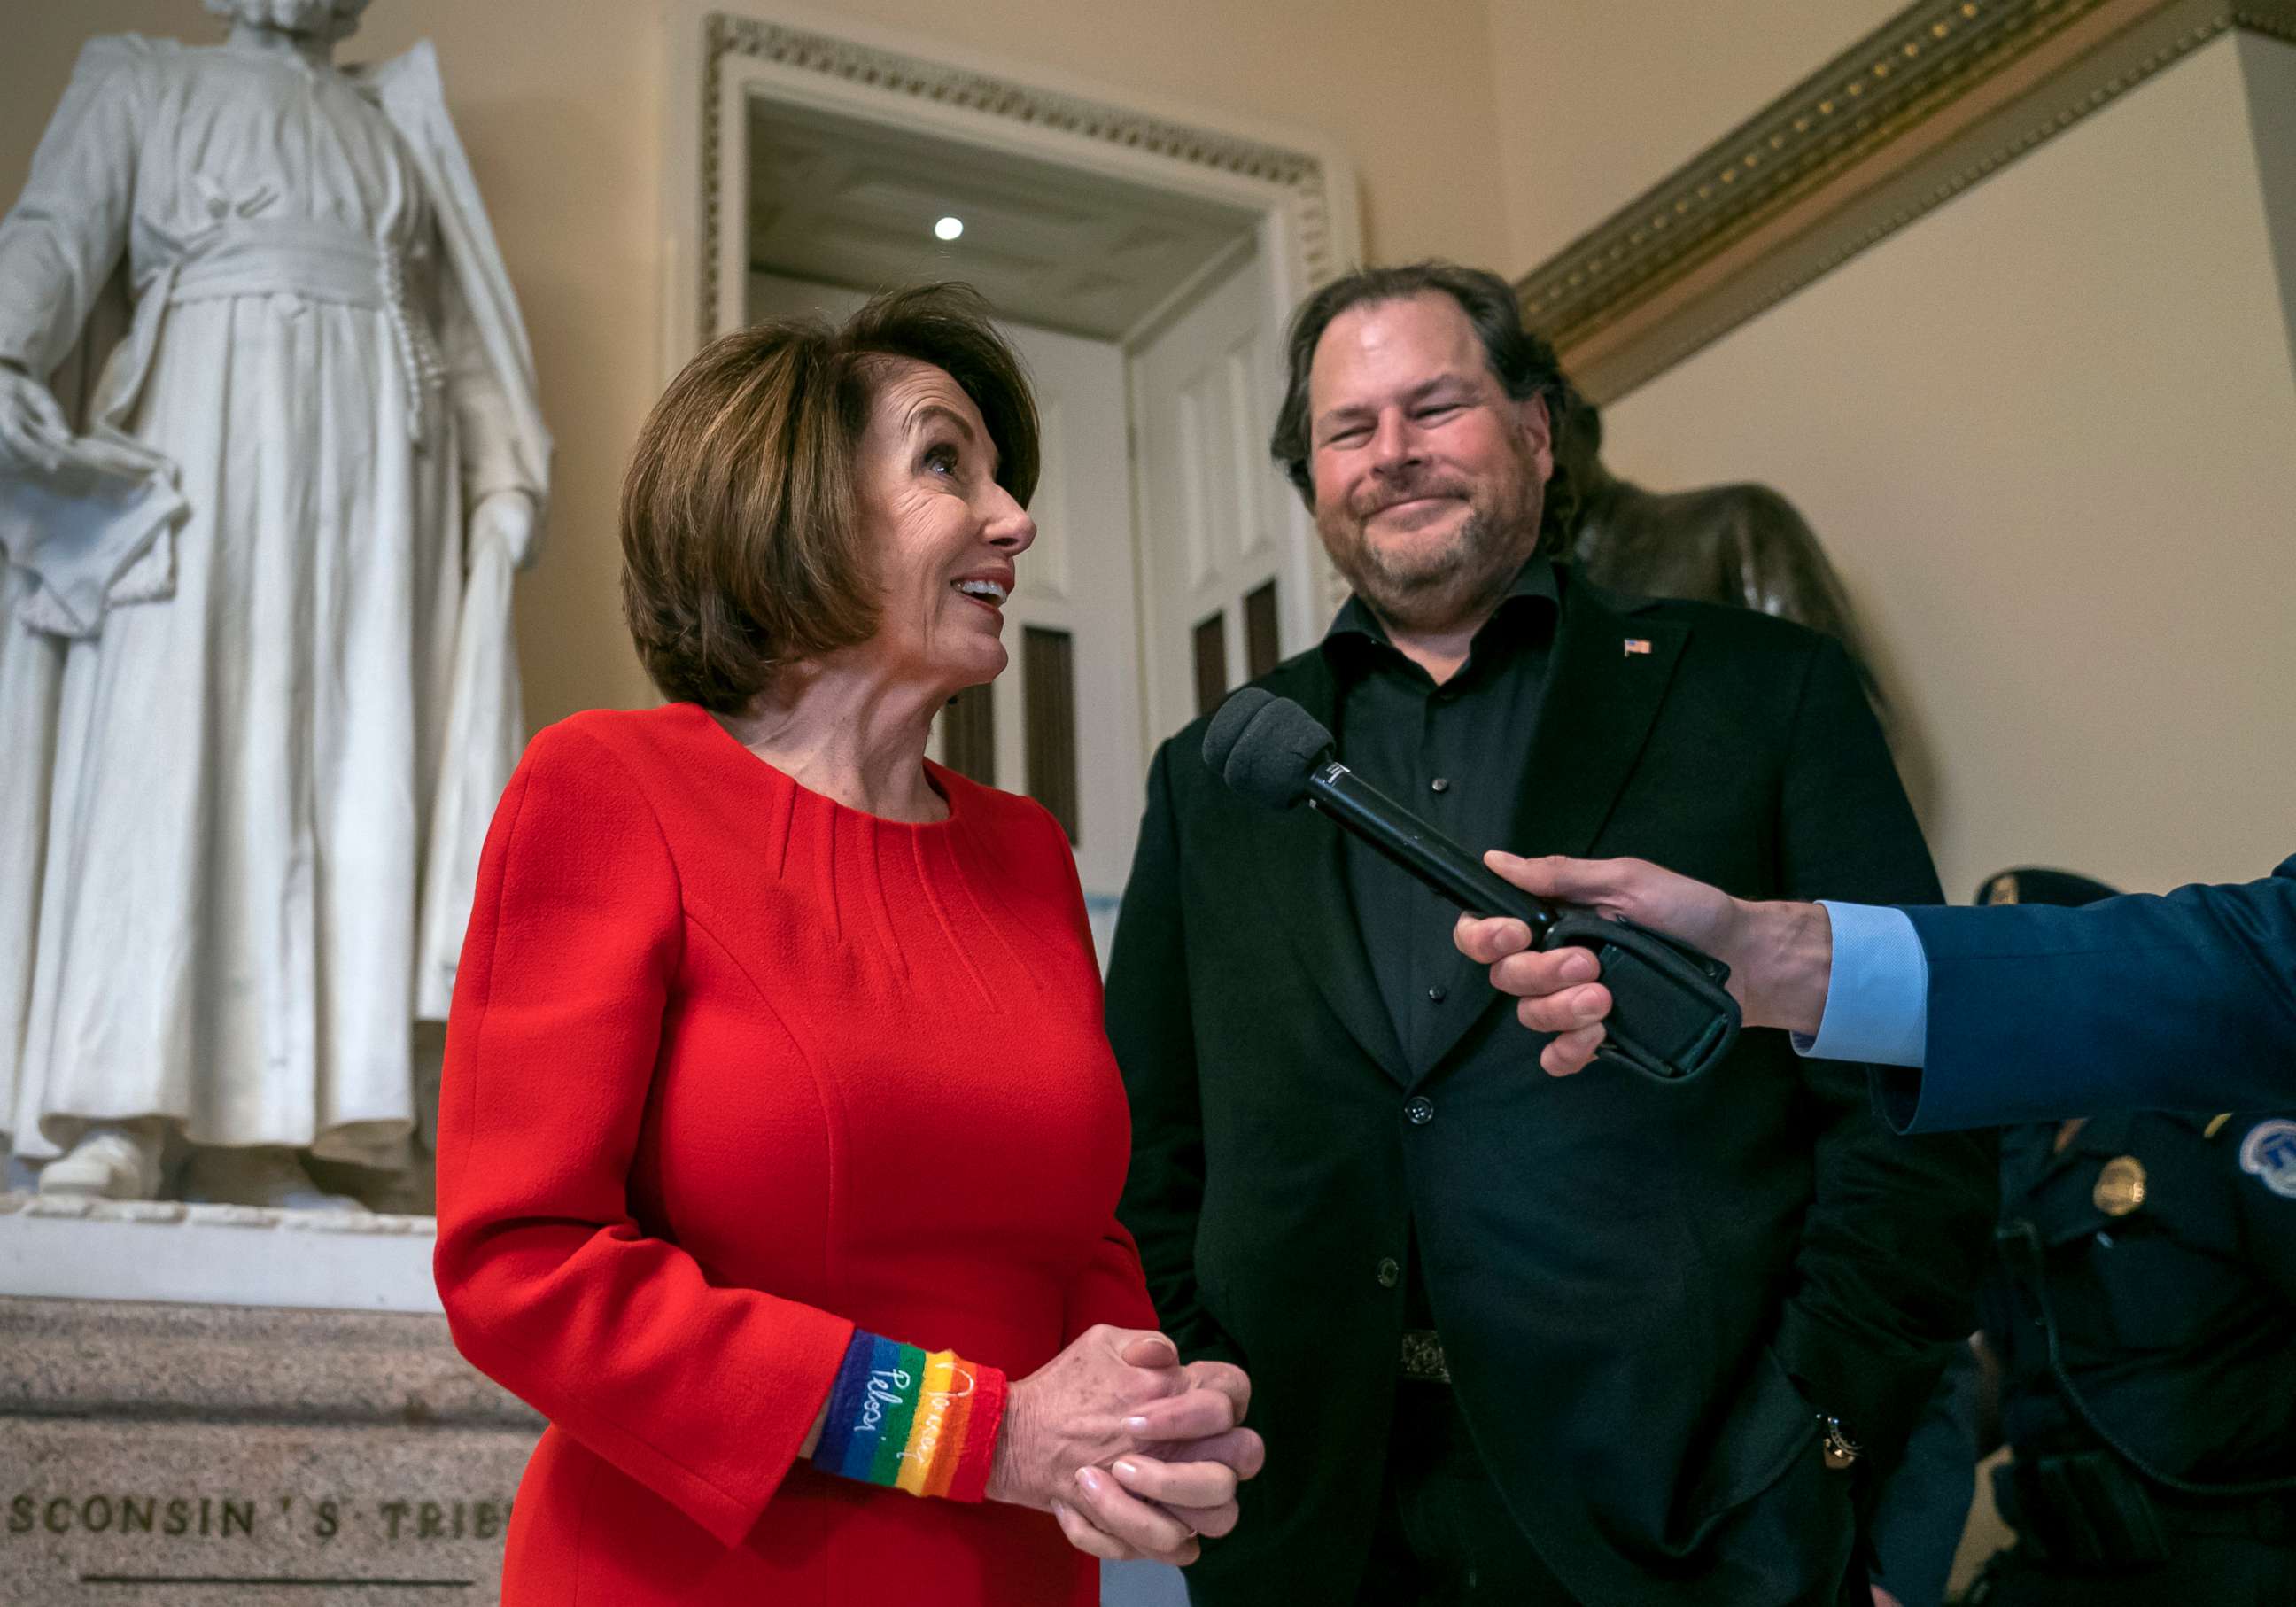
left=744, top=97, right=1260, bottom=342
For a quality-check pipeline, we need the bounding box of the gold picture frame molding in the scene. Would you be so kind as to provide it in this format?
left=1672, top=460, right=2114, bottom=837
left=1516, top=0, right=2296, bottom=403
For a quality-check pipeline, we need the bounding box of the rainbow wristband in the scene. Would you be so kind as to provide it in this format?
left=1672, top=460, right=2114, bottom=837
left=811, top=1331, right=1008, bottom=1502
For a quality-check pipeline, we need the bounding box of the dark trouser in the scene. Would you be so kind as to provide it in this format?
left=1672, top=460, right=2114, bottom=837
left=1976, top=1452, right=2296, bottom=1606
left=1346, top=1380, right=1869, bottom=1607
left=1974, top=1460, right=2296, bottom=1607
left=1968, top=1535, right=2296, bottom=1606
left=1353, top=1380, right=1579, bottom=1606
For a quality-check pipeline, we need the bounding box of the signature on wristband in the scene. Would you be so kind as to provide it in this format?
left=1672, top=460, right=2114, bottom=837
left=859, top=1365, right=915, bottom=1437
left=896, top=1364, right=979, bottom=1467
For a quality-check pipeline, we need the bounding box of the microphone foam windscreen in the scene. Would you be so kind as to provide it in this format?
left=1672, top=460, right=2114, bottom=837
left=1201, top=687, right=1275, bottom=777
left=1206, top=692, right=1332, bottom=811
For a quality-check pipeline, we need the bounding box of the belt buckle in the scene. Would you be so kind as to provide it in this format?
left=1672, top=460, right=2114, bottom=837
left=1400, top=1330, right=1450, bottom=1383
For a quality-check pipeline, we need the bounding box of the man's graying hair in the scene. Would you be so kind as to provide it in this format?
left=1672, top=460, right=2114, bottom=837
left=1268, top=261, right=1585, bottom=550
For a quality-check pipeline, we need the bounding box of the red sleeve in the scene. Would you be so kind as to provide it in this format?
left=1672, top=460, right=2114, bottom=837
left=432, top=724, right=855, bottom=1548
left=1063, top=1219, right=1161, bottom=1341
left=1020, top=798, right=1163, bottom=1344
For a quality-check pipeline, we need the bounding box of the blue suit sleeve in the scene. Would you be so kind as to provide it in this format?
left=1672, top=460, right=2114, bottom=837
left=1877, top=857, right=2296, bottom=1133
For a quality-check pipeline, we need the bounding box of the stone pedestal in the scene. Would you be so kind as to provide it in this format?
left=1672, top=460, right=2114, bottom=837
left=0, top=1196, right=539, bottom=1605
left=0, top=1197, right=1191, bottom=1605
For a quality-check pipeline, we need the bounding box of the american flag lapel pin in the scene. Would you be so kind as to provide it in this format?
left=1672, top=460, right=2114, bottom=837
left=1624, top=637, right=1652, bottom=656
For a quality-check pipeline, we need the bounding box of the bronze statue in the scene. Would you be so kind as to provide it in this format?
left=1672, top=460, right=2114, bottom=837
left=1553, top=395, right=1875, bottom=686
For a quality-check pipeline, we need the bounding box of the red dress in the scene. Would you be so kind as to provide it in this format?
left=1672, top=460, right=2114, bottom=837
left=433, top=703, right=1158, bottom=1604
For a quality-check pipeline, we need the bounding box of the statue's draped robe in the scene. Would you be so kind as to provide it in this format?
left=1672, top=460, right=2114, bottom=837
left=0, top=35, right=548, bottom=1166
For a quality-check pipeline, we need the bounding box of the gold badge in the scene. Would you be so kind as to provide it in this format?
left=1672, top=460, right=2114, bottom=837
left=2093, top=1155, right=2147, bottom=1216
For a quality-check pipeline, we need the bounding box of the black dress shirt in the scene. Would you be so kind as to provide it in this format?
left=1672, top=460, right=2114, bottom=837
left=1324, top=556, right=1560, bottom=1341
left=1323, top=555, right=1561, bottom=1077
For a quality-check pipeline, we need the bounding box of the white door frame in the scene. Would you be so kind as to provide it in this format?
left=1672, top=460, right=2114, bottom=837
left=655, top=0, right=1365, bottom=660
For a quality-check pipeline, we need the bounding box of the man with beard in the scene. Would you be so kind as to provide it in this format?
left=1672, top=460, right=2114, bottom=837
left=1105, top=263, right=1995, bottom=1605
left=0, top=0, right=548, bottom=1205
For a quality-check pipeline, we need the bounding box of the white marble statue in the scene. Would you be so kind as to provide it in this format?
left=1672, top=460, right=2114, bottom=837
left=0, top=0, right=550, bottom=1206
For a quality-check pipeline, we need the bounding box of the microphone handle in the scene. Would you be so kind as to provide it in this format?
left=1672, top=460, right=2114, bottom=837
left=1304, top=761, right=1561, bottom=941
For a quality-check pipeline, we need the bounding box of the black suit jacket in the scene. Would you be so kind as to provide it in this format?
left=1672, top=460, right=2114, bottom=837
left=1107, top=569, right=1996, bottom=1606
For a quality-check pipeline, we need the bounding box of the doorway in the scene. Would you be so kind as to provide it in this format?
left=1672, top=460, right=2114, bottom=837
left=664, top=2, right=1362, bottom=951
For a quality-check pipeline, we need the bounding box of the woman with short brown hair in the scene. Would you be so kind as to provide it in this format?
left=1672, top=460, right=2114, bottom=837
left=435, top=285, right=1260, bottom=1605
left=619, top=289, right=1042, bottom=710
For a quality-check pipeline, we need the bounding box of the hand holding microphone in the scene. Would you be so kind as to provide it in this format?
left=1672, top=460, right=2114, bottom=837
left=1203, top=688, right=1742, bottom=1082
left=1459, top=853, right=1840, bottom=1076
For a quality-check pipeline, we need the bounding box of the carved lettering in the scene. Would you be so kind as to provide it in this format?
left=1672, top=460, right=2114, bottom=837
left=3, top=1489, right=516, bottom=1547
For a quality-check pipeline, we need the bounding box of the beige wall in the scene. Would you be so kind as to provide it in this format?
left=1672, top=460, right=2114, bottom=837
left=1488, top=0, right=1904, bottom=267
left=816, top=0, right=1509, bottom=273
left=1602, top=34, right=2296, bottom=899
left=2, top=0, right=1509, bottom=731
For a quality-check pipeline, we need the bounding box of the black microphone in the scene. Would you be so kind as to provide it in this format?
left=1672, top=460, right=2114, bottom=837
left=1203, top=687, right=1741, bottom=1082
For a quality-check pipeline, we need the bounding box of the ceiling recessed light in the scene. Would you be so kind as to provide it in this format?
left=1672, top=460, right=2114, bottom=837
left=934, top=215, right=965, bottom=242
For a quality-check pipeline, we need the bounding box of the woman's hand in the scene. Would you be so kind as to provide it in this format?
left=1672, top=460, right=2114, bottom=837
left=1056, top=1386, right=1265, bottom=1565
left=988, top=1328, right=1262, bottom=1564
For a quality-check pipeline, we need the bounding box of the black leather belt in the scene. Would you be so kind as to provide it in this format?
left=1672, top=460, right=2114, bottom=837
left=1400, top=1330, right=1450, bottom=1384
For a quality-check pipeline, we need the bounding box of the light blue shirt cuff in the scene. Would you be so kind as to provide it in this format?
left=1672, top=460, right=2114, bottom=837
left=1789, top=901, right=1928, bottom=1067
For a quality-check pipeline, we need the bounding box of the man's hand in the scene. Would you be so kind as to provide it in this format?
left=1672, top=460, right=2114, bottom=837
left=1453, top=852, right=1835, bottom=1075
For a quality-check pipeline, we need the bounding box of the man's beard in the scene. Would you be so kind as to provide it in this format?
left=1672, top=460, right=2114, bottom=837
left=206, top=0, right=372, bottom=41
left=1316, top=462, right=1544, bottom=633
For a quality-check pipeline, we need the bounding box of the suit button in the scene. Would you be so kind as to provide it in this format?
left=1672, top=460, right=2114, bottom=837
left=1429, top=777, right=1450, bottom=794
left=1425, top=985, right=1447, bottom=1004
left=1375, top=1257, right=1400, bottom=1288
left=1405, top=1096, right=1435, bottom=1125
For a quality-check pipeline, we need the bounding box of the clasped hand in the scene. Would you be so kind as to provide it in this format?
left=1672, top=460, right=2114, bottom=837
left=988, top=1325, right=1263, bottom=1567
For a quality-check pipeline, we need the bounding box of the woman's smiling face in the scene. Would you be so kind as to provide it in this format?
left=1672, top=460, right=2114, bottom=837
left=849, top=358, right=1036, bottom=698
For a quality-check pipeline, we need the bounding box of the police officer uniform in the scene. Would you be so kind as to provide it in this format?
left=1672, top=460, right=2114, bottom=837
left=1970, top=1106, right=2296, bottom=1603
left=1959, top=869, right=2296, bottom=1605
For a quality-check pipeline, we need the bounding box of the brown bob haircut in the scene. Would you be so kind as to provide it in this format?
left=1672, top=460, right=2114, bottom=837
left=620, top=283, right=1040, bottom=711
